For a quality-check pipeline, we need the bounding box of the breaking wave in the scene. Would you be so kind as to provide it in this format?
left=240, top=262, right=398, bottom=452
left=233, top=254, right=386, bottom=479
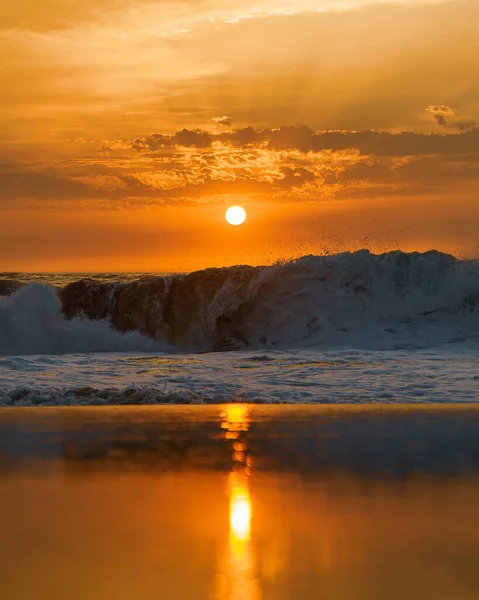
left=1, top=250, right=479, bottom=356
left=0, top=284, right=159, bottom=355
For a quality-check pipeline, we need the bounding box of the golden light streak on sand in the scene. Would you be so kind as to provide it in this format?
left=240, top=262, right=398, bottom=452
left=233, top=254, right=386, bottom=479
left=216, top=404, right=261, bottom=600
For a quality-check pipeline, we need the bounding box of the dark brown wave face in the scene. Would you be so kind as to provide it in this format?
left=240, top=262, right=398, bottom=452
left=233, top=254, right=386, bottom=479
left=0, top=280, right=24, bottom=297
left=59, top=266, right=263, bottom=349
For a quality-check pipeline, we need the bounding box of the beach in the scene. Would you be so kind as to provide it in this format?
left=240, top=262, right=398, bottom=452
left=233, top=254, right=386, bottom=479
left=1, top=404, right=479, bottom=600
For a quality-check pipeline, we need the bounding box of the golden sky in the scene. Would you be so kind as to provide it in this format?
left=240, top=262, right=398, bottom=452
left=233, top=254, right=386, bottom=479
left=1, top=0, right=478, bottom=271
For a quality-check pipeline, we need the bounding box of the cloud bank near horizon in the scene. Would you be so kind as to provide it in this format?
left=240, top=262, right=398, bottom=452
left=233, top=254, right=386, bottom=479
left=1, top=123, right=477, bottom=209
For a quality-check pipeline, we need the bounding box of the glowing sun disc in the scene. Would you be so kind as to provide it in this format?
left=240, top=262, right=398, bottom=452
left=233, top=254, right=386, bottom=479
left=225, top=205, right=246, bottom=226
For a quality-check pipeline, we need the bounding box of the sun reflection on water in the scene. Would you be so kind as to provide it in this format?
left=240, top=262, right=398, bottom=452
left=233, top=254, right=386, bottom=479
left=217, top=404, right=261, bottom=600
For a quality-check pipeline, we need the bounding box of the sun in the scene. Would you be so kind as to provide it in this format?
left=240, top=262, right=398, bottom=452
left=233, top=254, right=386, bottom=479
left=225, top=205, right=246, bottom=226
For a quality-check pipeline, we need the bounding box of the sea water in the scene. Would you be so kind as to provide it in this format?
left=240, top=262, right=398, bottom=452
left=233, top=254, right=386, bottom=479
left=0, top=250, right=478, bottom=405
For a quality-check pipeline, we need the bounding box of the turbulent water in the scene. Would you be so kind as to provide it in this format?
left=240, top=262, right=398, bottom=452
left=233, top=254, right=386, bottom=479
left=1, top=250, right=478, bottom=406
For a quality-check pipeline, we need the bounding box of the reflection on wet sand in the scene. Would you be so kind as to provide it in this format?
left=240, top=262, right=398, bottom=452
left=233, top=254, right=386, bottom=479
left=0, top=405, right=479, bottom=600
left=218, top=405, right=260, bottom=600
left=229, top=471, right=251, bottom=543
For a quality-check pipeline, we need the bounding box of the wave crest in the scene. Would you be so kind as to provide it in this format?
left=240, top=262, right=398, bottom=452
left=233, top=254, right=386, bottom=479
left=1, top=250, right=478, bottom=355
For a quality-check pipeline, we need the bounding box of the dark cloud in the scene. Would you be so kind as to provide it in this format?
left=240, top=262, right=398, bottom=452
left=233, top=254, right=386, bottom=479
left=267, top=125, right=479, bottom=156
left=130, top=134, right=172, bottom=151
left=218, top=127, right=270, bottom=146
left=275, top=167, right=316, bottom=189
left=0, top=171, right=92, bottom=200
left=426, top=105, right=456, bottom=127
left=456, top=120, right=476, bottom=133
left=425, top=106, right=476, bottom=133
left=212, top=115, right=233, bottom=127
left=174, top=129, right=212, bottom=148
left=110, top=124, right=479, bottom=157
left=116, top=127, right=269, bottom=153
left=395, top=156, right=479, bottom=184
left=335, top=162, right=394, bottom=184
left=123, top=129, right=213, bottom=152
left=329, top=155, right=479, bottom=199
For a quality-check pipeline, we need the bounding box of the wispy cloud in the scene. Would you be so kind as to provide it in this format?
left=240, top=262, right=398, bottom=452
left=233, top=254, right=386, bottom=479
left=0, top=0, right=449, bottom=34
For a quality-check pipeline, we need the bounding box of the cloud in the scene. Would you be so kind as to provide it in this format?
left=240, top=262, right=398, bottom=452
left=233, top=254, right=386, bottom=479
left=3, top=0, right=479, bottom=148
left=456, top=120, right=476, bottom=133
left=0, top=171, right=92, bottom=201
left=120, top=130, right=213, bottom=152
left=426, top=105, right=456, bottom=127
left=212, top=115, right=233, bottom=127
left=4, top=122, right=479, bottom=209
left=106, top=125, right=479, bottom=157
left=0, top=0, right=448, bottom=34
left=426, top=106, right=477, bottom=133
left=267, top=126, right=479, bottom=156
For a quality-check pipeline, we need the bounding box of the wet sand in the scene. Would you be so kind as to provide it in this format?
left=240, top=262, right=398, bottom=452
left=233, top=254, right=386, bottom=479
left=1, top=405, right=479, bottom=600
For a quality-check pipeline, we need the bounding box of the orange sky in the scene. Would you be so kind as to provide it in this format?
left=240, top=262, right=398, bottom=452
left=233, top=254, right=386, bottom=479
left=1, top=0, right=478, bottom=271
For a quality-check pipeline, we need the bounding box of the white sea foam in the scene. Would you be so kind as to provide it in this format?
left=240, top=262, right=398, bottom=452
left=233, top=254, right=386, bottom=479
left=0, top=347, right=478, bottom=406
left=226, top=250, right=479, bottom=350
left=0, top=283, right=160, bottom=356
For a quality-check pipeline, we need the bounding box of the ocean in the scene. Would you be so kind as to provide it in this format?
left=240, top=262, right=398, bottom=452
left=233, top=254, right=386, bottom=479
left=0, top=249, right=478, bottom=405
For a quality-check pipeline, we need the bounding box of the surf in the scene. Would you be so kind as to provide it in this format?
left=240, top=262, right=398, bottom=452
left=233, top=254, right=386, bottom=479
left=1, top=249, right=478, bottom=356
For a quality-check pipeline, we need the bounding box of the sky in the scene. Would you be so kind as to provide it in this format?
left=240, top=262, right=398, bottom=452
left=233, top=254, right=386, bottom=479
left=1, top=0, right=478, bottom=271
